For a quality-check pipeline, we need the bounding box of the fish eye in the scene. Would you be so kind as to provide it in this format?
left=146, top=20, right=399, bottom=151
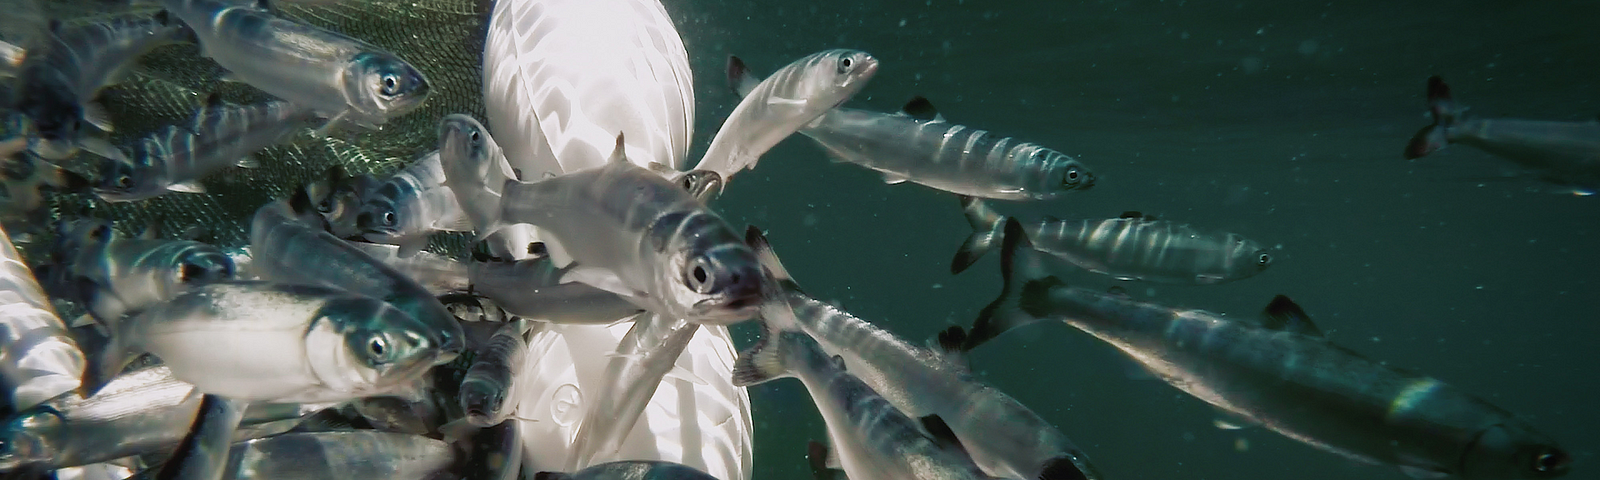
left=367, top=336, right=389, bottom=361
left=1061, top=167, right=1082, bottom=186
left=685, top=257, right=716, bottom=294
left=836, top=56, right=853, bottom=74
left=468, top=131, right=480, bottom=142
left=116, top=175, right=133, bottom=189
left=1257, top=252, right=1272, bottom=267
left=382, top=212, right=396, bottom=226
left=379, top=73, right=401, bottom=96
left=316, top=198, right=334, bottom=213
left=1531, top=448, right=1570, bottom=473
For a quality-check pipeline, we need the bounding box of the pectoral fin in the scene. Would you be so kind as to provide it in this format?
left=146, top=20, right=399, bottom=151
left=167, top=181, right=205, bottom=194
left=76, top=137, right=124, bottom=161
left=81, top=102, right=114, bottom=132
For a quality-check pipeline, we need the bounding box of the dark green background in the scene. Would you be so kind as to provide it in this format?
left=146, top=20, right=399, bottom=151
left=665, top=1, right=1598, bottom=479
left=9, top=0, right=1595, bottom=479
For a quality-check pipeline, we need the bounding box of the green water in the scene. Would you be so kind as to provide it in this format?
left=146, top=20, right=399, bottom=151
left=8, top=0, right=1596, bottom=479
left=673, top=1, right=1598, bottom=479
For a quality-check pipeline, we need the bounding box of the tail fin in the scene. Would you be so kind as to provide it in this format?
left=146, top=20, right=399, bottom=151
left=951, top=195, right=1006, bottom=274
left=965, top=218, right=1059, bottom=351
left=1405, top=76, right=1465, bottom=159
left=730, top=322, right=791, bottom=387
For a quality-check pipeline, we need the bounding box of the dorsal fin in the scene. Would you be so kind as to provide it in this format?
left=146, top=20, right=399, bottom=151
left=918, top=415, right=968, bottom=453
left=1261, top=295, right=1323, bottom=337
left=744, top=225, right=800, bottom=293
left=900, top=96, right=941, bottom=121
left=607, top=133, right=626, bottom=163
left=203, top=92, right=224, bottom=109
left=1426, top=75, right=1451, bottom=102
left=1119, top=211, right=1143, bottom=219
left=727, top=55, right=763, bottom=98
left=933, top=326, right=973, bottom=372
left=806, top=441, right=846, bottom=480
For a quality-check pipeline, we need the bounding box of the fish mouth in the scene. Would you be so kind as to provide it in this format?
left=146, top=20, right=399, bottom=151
left=690, top=295, right=763, bottom=324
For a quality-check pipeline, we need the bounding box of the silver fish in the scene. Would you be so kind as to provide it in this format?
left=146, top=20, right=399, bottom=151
left=153, top=394, right=245, bottom=480
left=219, top=431, right=453, bottom=480
left=567, top=313, right=700, bottom=469
left=490, top=135, right=764, bottom=325
left=336, top=241, right=469, bottom=295
left=355, top=151, right=471, bottom=257
left=1406, top=76, right=1600, bottom=193
left=93, top=97, right=318, bottom=202
left=952, top=197, right=1273, bottom=287
left=0, top=364, right=309, bottom=472
left=46, top=219, right=235, bottom=324
left=250, top=198, right=466, bottom=358
left=732, top=329, right=993, bottom=480
left=163, top=0, right=430, bottom=130
left=437, top=114, right=536, bottom=260
left=84, top=281, right=444, bottom=404
left=0, top=223, right=82, bottom=409
left=439, top=114, right=515, bottom=231
left=747, top=228, right=1101, bottom=480
left=467, top=253, right=644, bottom=324
left=15, top=11, right=193, bottom=160
left=975, top=218, right=1572, bottom=480
left=754, top=92, right=1095, bottom=200
left=691, top=50, right=879, bottom=184
left=537, top=461, right=721, bottom=480
left=460, top=322, right=527, bottom=427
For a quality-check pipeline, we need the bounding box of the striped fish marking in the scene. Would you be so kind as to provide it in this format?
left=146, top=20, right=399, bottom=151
left=17, top=11, right=194, bottom=160
left=92, top=97, right=316, bottom=202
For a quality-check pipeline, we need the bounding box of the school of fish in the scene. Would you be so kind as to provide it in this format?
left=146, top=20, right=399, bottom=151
left=0, top=1, right=1586, bottom=480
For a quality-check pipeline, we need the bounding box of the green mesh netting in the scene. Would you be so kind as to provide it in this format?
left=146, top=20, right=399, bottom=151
left=8, top=0, right=492, bottom=260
